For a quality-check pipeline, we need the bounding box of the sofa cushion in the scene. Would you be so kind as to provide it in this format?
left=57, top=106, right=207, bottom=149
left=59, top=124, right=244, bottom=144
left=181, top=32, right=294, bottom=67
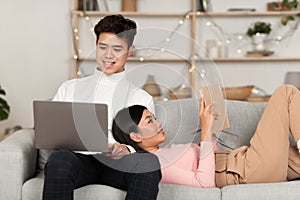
left=221, top=181, right=300, bottom=200
left=22, top=173, right=221, bottom=200
left=155, top=98, right=200, bottom=147
left=216, top=100, right=267, bottom=151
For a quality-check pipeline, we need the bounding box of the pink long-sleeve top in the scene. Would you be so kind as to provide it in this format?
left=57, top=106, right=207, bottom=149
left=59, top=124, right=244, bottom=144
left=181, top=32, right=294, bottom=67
left=154, top=141, right=217, bottom=188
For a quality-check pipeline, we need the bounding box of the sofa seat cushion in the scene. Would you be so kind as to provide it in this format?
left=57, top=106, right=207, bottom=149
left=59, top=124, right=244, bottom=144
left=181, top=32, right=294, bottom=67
left=22, top=172, right=127, bottom=200
left=22, top=173, right=221, bottom=200
left=221, top=181, right=300, bottom=200
left=158, top=184, right=220, bottom=200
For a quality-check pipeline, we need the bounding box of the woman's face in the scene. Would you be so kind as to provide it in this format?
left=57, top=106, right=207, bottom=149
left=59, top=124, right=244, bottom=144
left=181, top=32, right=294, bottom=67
left=137, top=109, right=166, bottom=147
left=96, top=32, right=132, bottom=75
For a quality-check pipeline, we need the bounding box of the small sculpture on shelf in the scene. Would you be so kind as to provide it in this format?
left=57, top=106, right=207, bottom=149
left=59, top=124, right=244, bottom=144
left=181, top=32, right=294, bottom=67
left=142, top=74, right=161, bottom=100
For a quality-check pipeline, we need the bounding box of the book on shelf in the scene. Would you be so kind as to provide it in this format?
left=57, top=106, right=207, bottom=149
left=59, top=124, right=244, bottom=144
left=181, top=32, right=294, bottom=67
left=78, top=0, right=108, bottom=11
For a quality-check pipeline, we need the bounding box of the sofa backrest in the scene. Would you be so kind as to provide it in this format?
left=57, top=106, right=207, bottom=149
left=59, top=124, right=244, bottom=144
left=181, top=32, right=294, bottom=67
left=155, top=98, right=268, bottom=151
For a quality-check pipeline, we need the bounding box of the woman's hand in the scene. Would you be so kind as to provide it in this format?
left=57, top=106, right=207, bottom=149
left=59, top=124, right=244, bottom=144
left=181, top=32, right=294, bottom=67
left=199, top=96, right=219, bottom=142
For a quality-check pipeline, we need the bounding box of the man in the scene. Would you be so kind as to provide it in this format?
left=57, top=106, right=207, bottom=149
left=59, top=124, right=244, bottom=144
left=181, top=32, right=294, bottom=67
left=43, top=15, right=161, bottom=200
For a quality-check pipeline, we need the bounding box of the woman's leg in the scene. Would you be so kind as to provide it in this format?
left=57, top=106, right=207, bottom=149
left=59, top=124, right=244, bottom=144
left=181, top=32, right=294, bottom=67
left=287, top=145, right=300, bottom=180
left=242, top=85, right=300, bottom=183
left=217, top=85, right=300, bottom=186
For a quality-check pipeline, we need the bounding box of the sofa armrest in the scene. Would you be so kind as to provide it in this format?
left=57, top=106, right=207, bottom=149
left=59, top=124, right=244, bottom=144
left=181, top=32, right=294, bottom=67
left=0, top=129, right=37, bottom=200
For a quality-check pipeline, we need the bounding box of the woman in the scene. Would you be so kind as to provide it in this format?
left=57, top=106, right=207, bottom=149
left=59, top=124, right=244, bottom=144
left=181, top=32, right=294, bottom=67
left=112, top=84, right=300, bottom=188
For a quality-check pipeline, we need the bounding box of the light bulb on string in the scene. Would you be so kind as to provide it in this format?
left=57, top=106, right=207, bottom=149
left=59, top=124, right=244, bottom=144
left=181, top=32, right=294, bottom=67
left=200, top=69, right=206, bottom=78
left=206, top=21, right=212, bottom=27
left=238, top=35, right=243, bottom=40
left=179, top=19, right=184, bottom=25
left=236, top=48, right=242, bottom=54
left=276, top=36, right=282, bottom=41
left=139, top=57, right=145, bottom=62
left=73, top=55, right=78, bottom=60
left=74, top=29, right=78, bottom=33
left=85, top=16, right=90, bottom=21
left=189, top=65, right=196, bottom=73
left=185, top=14, right=190, bottom=19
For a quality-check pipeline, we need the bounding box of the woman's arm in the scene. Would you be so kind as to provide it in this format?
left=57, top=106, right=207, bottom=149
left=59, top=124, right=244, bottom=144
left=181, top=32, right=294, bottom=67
left=199, top=96, right=218, bottom=142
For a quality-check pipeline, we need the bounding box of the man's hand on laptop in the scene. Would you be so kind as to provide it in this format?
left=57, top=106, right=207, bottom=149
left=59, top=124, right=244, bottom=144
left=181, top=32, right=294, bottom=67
left=108, top=142, right=130, bottom=159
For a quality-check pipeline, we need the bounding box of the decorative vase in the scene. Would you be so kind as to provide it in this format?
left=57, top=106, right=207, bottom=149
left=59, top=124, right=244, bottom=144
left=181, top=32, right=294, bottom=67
left=122, top=0, right=137, bottom=12
left=252, top=33, right=267, bottom=52
left=142, top=75, right=161, bottom=98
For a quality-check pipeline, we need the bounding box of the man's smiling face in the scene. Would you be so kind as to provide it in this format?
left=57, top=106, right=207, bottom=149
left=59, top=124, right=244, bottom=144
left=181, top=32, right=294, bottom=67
left=96, top=32, right=132, bottom=75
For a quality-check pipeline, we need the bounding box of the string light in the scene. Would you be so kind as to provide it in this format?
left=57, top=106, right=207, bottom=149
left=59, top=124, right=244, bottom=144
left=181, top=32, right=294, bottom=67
left=200, top=69, right=206, bottom=77
left=189, top=65, right=196, bottom=73
left=206, top=21, right=211, bottom=27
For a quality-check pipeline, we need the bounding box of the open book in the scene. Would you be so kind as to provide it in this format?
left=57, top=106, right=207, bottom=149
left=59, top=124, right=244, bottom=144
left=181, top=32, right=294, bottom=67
left=199, top=84, right=230, bottom=133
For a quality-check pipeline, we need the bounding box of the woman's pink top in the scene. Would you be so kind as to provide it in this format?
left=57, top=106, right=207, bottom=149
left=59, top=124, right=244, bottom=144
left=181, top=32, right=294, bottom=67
left=154, top=141, right=217, bottom=188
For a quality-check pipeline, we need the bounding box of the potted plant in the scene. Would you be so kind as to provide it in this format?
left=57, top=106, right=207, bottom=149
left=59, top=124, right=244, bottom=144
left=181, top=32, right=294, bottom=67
left=280, top=0, right=300, bottom=25
left=0, top=85, right=10, bottom=121
left=267, top=0, right=298, bottom=11
left=247, top=21, right=272, bottom=51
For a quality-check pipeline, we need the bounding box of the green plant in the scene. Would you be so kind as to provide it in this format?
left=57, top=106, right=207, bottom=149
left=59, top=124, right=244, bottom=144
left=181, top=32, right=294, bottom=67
left=281, top=0, right=299, bottom=8
left=0, top=85, right=10, bottom=121
left=246, top=21, right=272, bottom=37
left=280, top=0, right=300, bottom=25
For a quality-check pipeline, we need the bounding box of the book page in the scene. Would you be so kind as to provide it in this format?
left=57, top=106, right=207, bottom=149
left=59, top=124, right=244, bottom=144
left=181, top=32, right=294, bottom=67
left=199, top=84, right=230, bottom=133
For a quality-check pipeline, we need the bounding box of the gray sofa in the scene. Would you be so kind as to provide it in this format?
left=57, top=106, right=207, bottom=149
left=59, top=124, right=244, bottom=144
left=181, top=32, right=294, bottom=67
left=1, top=98, right=300, bottom=200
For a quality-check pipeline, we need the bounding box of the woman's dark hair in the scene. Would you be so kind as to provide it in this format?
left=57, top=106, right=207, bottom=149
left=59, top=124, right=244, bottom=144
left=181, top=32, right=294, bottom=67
left=112, top=105, right=147, bottom=151
left=94, top=14, right=137, bottom=48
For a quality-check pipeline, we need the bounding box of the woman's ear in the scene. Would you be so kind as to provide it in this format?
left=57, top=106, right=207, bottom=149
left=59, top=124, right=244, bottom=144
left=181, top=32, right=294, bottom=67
left=129, top=132, right=142, bottom=142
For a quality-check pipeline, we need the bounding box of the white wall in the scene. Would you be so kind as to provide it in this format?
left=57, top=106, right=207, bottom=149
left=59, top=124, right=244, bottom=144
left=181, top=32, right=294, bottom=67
left=0, top=0, right=73, bottom=134
left=0, top=0, right=299, bottom=135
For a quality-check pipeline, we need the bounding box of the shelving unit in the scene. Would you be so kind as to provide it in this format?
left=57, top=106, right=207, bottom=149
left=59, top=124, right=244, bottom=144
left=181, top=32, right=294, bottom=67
left=71, top=0, right=300, bottom=96
left=200, top=57, right=300, bottom=62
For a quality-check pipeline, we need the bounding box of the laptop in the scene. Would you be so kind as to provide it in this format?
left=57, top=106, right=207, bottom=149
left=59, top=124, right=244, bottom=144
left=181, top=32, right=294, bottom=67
left=33, top=100, right=109, bottom=152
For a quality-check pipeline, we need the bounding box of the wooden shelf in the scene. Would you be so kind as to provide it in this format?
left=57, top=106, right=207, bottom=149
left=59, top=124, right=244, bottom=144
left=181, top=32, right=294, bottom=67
left=77, top=57, right=190, bottom=63
left=72, top=10, right=187, bottom=18
left=72, top=10, right=300, bottom=18
left=199, top=57, right=300, bottom=62
left=79, top=57, right=300, bottom=63
left=194, top=10, right=300, bottom=17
